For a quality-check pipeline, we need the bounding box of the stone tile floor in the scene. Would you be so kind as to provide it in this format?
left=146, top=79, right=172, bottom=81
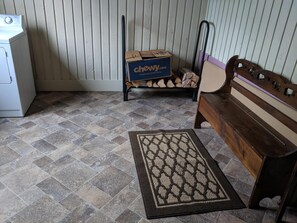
left=0, top=91, right=296, bottom=223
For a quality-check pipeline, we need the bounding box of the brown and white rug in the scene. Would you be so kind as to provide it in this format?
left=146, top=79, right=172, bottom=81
left=129, top=129, right=245, bottom=219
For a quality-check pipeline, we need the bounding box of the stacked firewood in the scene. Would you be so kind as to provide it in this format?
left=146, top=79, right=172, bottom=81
left=126, top=70, right=199, bottom=88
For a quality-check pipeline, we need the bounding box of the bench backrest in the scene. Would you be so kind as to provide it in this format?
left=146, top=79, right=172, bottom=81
left=200, top=55, right=297, bottom=146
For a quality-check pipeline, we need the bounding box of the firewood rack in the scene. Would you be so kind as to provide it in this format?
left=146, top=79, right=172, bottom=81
left=121, top=15, right=209, bottom=101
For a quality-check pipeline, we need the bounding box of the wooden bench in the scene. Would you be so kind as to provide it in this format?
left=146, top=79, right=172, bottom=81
left=194, top=55, right=297, bottom=208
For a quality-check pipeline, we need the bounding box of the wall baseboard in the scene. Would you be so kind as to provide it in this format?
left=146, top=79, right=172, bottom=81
left=35, top=80, right=122, bottom=91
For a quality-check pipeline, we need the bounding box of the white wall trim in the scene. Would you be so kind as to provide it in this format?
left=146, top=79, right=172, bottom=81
left=36, top=80, right=122, bottom=91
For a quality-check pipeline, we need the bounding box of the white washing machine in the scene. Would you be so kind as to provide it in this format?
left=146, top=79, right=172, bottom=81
left=0, top=14, right=36, bottom=117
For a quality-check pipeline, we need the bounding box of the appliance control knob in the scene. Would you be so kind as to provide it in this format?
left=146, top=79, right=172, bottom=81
left=4, top=17, right=13, bottom=24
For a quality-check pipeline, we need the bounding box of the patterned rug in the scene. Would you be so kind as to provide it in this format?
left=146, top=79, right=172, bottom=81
left=129, top=129, right=245, bottom=219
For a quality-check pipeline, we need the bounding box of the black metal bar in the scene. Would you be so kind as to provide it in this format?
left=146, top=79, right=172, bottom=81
left=192, top=20, right=210, bottom=101
left=122, top=15, right=128, bottom=101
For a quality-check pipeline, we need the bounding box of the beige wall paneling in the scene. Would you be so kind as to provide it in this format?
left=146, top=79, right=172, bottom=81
left=265, top=0, right=293, bottom=72
left=54, top=0, right=69, bottom=81
left=117, top=0, right=126, bottom=80
left=109, top=0, right=118, bottom=80
left=126, top=0, right=135, bottom=51
left=83, top=0, right=94, bottom=80
left=134, top=0, right=144, bottom=51
left=157, top=0, right=169, bottom=50
left=206, top=0, right=297, bottom=83
left=273, top=0, right=297, bottom=79
left=0, top=0, right=5, bottom=14
left=64, top=0, right=78, bottom=80
left=179, top=0, right=194, bottom=69
left=142, top=0, right=153, bottom=51
left=185, top=0, right=202, bottom=68
left=171, top=0, right=186, bottom=71
left=73, top=0, right=86, bottom=80
left=92, top=0, right=102, bottom=80
left=2, top=0, right=208, bottom=91
left=100, top=0, right=110, bottom=80
left=44, top=0, right=61, bottom=81
left=150, top=0, right=161, bottom=50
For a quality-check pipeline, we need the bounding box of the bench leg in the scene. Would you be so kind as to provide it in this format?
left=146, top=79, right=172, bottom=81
left=248, top=156, right=296, bottom=209
left=194, top=110, right=206, bottom=129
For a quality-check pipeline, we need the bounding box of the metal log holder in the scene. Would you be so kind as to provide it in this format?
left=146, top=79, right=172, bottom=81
left=122, top=15, right=209, bottom=101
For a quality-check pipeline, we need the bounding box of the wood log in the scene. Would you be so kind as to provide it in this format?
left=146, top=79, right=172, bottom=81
left=126, top=81, right=133, bottom=88
left=146, top=80, right=153, bottom=87
left=175, top=77, right=182, bottom=84
left=132, top=80, right=140, bottom=88
left=166, top=79, right=175, bottom=88
left=153, top=82, right=159, bottom=87
left=190, top=80, right=197, bottom=88
left=176, top=83, right=182, bottom=88
left=157, top=79, right=166, bottom=88
left=182, top=72, right=199, bottom=88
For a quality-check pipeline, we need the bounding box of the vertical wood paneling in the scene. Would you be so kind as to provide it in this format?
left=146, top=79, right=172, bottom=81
left=64, top=0, right=78, bottom=80
left=117, top=0, right=126, bottom=80
left=54, top=0, right=69, bottom=80
left=142, top=0, right=152, bottom=51
left=73, top=0, right=86, bottom=80
left=100, top=0, right=109, bottom=80
left=150, top=0, right=161, bottom=50
left=2, top=0, right=208, bottom=90
left=157, top=0, right=169, bottom=49
left=109, top=0, right=118, bottom=80
left=206, top=0, right=297, bottom=83
left=0, top=0, right=5, bottom=14
left=83, top=0, right=94, bottom=80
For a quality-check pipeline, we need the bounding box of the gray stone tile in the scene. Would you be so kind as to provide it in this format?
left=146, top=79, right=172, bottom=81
left=60, top=193, right=84, bottom=211
left=0, top=189, right=26, bottom=222
left=10, top=196, right=68, bottom=223
left=90, top=152, right=120, bottom=172
left=1, top=163, right=49, bottom=194
left=8, top=139, right=35, bottom=156
left=85, top=211, right=113, bottom=223
left=44, top=155, right=75, bottom=174
left=58, top=120, right=81, bottom=132
left=54, top=161, right=96, bottom=191
left=0, top=181, right=5, bottom=190
left=227, top=208, right=265, bottom=223
left=112, top=157, right=133, bottom=173
left=20, top=121, right=36, bottom=129
left=0, top=146, right=20, bottom=167
left=31, top=139, right=57, bottom=154
left=96, top=116, right=124, bottom=130
left=91, top=166, right=133, bottom=197
left=16, top=126, right=49, bottom=144
left=37, top=177, right=71, bottom=202
left=60, top=204, right=95, bottom=223
left=33, top=156, right=53, bottom=168
left=83, top=137, right=117, bottom=157
left=73, top=132, right=97, bottom=146
left=19, top=186, right=46, bottom=205
left=223, top=160, right=255, bottom=186
left=111, top=135, right=128, bottom=145
left=217, top=212, right=245, bottom=223
left=0, top=121, right=23, bottom=138
left=115, top=209, right=141, bottom=223
left=70, top=114, right=94, bottom=128
left=76, top=183, right=112, bottom=209
left=12, top=150, right=44, bottom=169
left=101, top=188, right=138, bottom=220
left=43, top=129, right=78, bottom=147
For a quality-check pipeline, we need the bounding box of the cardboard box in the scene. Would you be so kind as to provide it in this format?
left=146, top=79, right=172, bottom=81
left=125, top=50, right=172, bottom=81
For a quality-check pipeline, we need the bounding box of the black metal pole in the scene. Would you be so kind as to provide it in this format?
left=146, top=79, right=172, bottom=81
left=122, top=15, right=128, bottom=101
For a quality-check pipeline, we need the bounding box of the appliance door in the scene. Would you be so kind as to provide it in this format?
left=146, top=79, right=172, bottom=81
left=0, top=47, right=11, bottom=84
